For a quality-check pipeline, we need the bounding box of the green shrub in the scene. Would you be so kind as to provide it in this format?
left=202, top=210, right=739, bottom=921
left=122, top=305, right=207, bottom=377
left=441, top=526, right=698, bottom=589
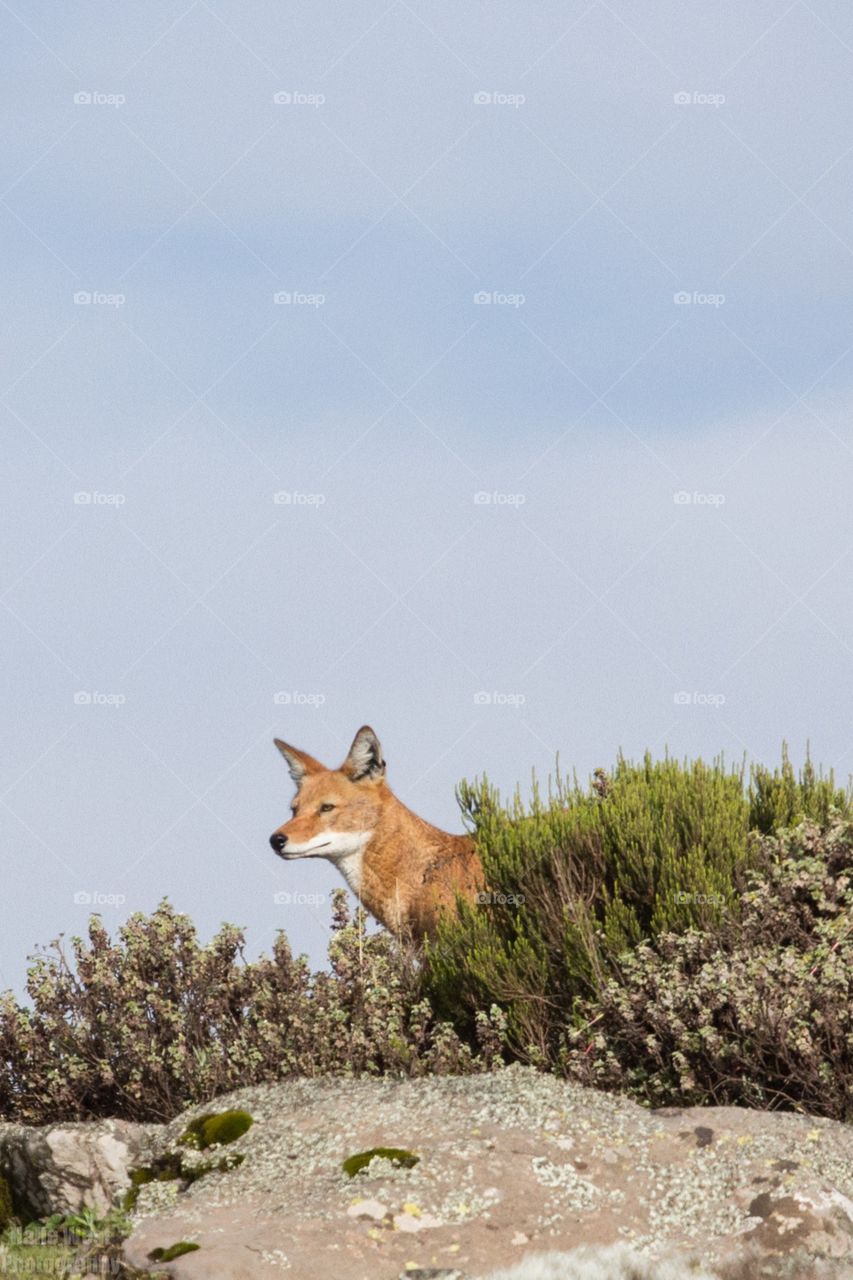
left=424, top=748, right=850, bottom=1062
left=749, top=748, right=847, bottom=833
left=563, top=816, right=853, bottom=1120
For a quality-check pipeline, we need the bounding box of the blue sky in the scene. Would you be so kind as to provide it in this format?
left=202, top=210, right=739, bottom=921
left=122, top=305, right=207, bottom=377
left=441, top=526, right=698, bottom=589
left=1, top=0, right=852, bottom=993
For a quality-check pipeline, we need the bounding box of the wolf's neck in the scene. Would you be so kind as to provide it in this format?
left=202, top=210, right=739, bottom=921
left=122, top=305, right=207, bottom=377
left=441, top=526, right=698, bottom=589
left=333, top=845, right=366, bottom=896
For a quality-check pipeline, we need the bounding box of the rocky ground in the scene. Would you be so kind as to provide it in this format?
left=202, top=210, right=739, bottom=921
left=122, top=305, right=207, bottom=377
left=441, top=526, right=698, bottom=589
left=3, top=1068, right=853, bottom=1279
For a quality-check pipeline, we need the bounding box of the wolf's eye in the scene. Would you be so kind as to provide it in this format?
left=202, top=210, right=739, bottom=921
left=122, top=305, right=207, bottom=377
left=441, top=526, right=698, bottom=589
left=319, top=802, right=335, bottom=813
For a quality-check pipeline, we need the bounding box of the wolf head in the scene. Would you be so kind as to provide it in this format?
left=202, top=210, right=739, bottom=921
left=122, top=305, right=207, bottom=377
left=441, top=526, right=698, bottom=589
left=269, top=725, right=386, bottom=866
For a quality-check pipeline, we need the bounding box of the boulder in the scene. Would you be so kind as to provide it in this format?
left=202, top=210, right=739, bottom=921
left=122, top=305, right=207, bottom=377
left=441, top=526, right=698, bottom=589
left=3, top=1071, right=853, bottom=1279
left=119, top=1070, right=853, bottom=1279
left=0, top=1118, right=156, bottom=1218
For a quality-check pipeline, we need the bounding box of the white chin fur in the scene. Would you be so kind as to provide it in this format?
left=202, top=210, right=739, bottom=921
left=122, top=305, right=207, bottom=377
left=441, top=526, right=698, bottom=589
left=285, top=830, right=370, bottom=896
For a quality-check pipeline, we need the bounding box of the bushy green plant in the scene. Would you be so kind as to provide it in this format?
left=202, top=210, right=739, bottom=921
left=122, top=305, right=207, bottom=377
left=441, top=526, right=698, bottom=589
left=424, top=748, right=850, bottom=1062
left=748, top=747, right=847, bottom=833
left=563, top=816, right=853, bottom=1120
left=0, top=893, right=503, bottom=1125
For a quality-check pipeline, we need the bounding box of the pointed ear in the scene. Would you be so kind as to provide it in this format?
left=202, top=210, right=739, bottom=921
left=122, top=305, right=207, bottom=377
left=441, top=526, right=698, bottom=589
left=342, top=725, right=386, bottom=782
left=273, top=739, right=325, bottom=784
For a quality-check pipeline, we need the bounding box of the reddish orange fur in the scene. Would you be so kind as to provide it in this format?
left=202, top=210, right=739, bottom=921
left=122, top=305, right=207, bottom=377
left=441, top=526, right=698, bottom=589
left=270, top=727, right=482, bottom=939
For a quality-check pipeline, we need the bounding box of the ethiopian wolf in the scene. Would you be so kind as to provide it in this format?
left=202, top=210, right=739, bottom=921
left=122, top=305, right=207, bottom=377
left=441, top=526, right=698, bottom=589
left=269, top=726, right=482, bottom=938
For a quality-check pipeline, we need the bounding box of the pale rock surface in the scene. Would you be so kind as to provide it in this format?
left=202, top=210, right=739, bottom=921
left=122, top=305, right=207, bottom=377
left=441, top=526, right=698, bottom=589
left=3, top=1070, right=853, bottom=1278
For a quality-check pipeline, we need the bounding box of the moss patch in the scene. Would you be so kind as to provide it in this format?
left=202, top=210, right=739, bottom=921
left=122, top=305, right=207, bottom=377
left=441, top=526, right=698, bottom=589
left=180, top=1109, right=253, bottom=1150
left=125, top=1128, right=248, bottom=1211
left=124, top=1108, right=253, bottom=1211
left=148, top=1240, right=200, bottom=1262
left=123, top=1161, right=179, bottom=1212
left=186, top=1151, right=245, bottom=1184
left=342, top=1147, right=420, bottom=1178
